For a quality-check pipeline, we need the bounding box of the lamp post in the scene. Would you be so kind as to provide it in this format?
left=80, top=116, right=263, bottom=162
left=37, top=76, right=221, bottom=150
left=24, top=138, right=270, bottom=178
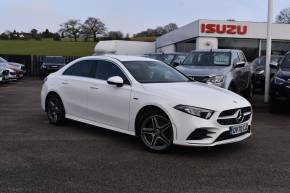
left=264, top=0, right=273, bottom=103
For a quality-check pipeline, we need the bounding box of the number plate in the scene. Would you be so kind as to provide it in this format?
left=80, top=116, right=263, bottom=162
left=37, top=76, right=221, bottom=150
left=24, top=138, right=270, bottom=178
left=230, top=124, right=248, bottom=135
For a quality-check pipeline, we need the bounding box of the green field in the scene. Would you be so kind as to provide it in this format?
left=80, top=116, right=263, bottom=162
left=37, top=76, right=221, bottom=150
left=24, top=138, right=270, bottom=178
left=0, top=39, right=96, bottom=56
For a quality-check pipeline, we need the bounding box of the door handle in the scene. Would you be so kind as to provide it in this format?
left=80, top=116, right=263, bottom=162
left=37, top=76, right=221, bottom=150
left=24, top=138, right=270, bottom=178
left=90, top=86, right=99, bottom=90
left=62, top=81, right=69, bottom=85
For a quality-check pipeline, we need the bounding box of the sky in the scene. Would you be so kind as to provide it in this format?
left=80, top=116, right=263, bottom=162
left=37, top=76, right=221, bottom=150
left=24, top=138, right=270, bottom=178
left=0, top=0, right=289, bottom=35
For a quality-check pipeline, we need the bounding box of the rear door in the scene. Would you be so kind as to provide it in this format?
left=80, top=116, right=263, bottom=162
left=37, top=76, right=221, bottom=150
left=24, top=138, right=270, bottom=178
left=60, top=60, right=95, bottom=119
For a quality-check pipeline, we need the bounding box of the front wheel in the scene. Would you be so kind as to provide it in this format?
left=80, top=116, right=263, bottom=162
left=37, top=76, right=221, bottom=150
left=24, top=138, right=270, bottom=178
left=138, top=110, right=173, bottom=153
left=46, top=94, right=65, bottom=125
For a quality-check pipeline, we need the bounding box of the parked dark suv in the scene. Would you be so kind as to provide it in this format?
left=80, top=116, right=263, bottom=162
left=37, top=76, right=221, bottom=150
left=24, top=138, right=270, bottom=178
left=270, top=52, right=290, bottom=113
left=251, top=55, right=284, bottom=90
left=40, top=56, right=66, bottom=80
left=176, top=49, right=254, bottom=100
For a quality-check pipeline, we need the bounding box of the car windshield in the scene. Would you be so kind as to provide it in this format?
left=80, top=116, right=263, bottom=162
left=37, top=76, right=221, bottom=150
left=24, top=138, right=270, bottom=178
left=43, top=57, right=65, bottom=63
left=281, top=55, right=290, bottom=68
left=122, top=60, right=190, bottom=83
left=0, top=57, right=8, bottom=63
left=182, top=52, right=231, bottom=66
left=253, top=56, right=283, bottom=66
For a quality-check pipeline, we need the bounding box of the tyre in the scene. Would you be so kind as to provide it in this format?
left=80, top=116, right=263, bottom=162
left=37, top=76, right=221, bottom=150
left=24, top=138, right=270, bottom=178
left=46, top=94, right=65, bottom=125
left=137, top=110, right=173, bottom=153
left=269, top=96, right=281, bottom=114
left=244, top=81, right=254, bottom=102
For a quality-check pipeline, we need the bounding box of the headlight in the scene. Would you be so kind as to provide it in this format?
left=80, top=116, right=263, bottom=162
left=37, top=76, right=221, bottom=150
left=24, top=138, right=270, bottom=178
left=207, top=75, right=224, bottom=84
left=274, top=76, right=286, bottom=85
left=255, top=69, right=265, bottom=75
left=41, top=65, right=47, bottom=69
left=174, top=105, right=214, bottom=119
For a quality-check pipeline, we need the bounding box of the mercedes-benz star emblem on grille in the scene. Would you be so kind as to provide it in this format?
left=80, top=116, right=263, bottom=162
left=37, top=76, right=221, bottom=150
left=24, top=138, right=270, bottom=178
left=235, top=109, right=244, bottom=123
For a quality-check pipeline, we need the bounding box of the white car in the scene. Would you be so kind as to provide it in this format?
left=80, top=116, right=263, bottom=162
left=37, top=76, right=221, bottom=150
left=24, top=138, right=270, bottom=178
left=41, top=55, right=252, bottom=152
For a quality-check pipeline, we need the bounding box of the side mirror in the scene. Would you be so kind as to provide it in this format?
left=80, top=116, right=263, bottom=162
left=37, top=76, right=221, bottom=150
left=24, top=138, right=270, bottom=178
left=107, top=76, right=124, bottom=87
left=234, top=61, right=246, bottom=68
left=172, top=61, right=180, bottom=67
left=270, top=61, right=279, bottom=69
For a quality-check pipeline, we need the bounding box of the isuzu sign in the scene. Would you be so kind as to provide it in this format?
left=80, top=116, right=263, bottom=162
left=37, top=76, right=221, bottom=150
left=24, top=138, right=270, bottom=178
left=201, top=23, right=248, bottom=35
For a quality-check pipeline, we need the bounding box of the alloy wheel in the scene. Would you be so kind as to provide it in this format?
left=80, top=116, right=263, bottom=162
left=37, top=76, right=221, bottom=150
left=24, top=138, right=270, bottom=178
left=140, top=115, right=173, bottom=151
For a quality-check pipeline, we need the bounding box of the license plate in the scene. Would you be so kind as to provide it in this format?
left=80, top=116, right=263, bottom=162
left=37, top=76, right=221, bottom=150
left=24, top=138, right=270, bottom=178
left=230, top=124, right=248, bottom=135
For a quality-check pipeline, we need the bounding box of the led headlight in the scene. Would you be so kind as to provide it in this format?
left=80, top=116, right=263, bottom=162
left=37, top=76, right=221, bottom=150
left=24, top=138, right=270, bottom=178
left=174, top=105, right=214, bottom=119
left=207, top=75, right=224, bottom=84
left=255, top=69, right=265, bottom=75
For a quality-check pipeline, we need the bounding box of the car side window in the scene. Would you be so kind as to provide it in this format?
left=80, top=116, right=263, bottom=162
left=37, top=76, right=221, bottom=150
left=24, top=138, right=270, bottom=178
left=95, top=60, right=130, bottom=85
left=63, top=60, right=96, bottom=78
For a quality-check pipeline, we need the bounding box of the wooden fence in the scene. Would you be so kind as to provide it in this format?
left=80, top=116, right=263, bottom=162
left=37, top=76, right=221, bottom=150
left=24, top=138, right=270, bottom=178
left=0, top=54, right=80, bottom=76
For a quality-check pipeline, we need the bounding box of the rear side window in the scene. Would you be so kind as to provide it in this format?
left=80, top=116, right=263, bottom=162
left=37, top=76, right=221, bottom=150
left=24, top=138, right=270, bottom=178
left=63, top=60, right=96, bottom=78
left=96, top=60, right=130, bottom=84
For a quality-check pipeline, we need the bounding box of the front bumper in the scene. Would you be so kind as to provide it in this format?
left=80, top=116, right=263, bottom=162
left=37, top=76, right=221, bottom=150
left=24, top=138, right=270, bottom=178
left=171, top=108, right=252, bottom=147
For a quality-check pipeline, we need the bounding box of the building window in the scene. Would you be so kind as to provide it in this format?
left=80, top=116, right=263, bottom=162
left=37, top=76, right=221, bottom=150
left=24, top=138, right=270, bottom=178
left=218, top=38, right=260, bottom=62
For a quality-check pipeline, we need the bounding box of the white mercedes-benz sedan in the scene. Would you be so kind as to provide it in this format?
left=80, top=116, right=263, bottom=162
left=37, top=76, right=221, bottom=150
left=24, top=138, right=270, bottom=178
left=41, top=55, right=252, bottom=152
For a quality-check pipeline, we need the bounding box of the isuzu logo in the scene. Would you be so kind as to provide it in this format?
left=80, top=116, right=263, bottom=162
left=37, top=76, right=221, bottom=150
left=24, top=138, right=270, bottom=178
left=201, top=23, right=248, bottom=35
left=235, top=109, right=244, bottom=123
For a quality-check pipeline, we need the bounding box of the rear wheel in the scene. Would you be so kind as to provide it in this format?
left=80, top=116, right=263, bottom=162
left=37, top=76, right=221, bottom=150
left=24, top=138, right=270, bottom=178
left=137, top=110, right=173, bottom=153
left=46, top=94, right=65, bottom=125
left=269, top=96, right=281, bottom=114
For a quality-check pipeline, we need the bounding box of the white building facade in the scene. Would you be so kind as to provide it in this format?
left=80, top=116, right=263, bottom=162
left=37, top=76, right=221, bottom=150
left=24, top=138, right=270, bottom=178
left=156, top=19, right=290, bottom=61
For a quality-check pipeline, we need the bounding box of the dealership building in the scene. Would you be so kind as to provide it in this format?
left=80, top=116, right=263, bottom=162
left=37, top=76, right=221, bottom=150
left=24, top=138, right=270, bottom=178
left=156, top=19, right=290, bottom=61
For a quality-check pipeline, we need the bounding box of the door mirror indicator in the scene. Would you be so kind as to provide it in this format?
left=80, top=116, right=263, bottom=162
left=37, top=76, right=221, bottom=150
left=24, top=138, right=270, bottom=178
left=234, top=61, right=246, bottom=68
left=107, top=76, right=124, bottom=87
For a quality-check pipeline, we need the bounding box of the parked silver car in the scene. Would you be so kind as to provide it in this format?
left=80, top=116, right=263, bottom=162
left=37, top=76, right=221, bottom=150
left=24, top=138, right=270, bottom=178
left=176, top=49, right=254, bottom=100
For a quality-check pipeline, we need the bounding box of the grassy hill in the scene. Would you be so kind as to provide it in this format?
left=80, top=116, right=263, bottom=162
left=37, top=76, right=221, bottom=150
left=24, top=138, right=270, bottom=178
left=0, top=39, right=96, bottom=56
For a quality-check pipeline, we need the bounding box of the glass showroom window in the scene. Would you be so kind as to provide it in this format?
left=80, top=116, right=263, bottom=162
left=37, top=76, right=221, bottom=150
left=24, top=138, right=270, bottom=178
left=218, top=38, right=260, bottom=61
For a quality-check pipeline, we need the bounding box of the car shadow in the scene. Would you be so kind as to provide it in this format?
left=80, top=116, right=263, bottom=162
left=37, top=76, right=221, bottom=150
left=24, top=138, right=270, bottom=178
left=59, top=119, right=251, bottom=156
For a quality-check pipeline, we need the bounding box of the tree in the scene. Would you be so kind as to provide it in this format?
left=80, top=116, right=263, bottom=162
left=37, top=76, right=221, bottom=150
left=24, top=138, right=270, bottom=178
left=30, top=29, right=38, bottom=39
left=53, top=33, right=61, bottom=41
left=81, top=17, right=106, bottom=42
left=0, top=33, right=9, bottom=40
left=164, top=23, right=178, bottom=33
left=59, top=19, right=81, bottom=41
left=42, top=29, right=53, bottom=38
left=107, top=31, right=124, bottom=40
left=276, top=7, right=290, bottom=24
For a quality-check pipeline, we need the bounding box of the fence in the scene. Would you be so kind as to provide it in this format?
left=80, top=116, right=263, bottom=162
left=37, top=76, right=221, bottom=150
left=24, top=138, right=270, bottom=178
left=0, top=54, right=80, bottom=76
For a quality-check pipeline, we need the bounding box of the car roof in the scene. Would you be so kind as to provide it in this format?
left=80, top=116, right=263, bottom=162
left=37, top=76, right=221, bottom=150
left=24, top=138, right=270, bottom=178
left=191, top=49, right=242, bottom=53
left=82, top=55, right=157, bottom=62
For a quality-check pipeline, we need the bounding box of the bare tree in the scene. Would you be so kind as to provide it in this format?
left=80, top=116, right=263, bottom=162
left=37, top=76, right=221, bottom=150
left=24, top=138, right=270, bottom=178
left=81, top=17, right=106, bottom=42
left=59, top=19, right=81, bottom=41
left=164, top=23, right=178, bottom=33
left=276, top=8, right=290, bottom=24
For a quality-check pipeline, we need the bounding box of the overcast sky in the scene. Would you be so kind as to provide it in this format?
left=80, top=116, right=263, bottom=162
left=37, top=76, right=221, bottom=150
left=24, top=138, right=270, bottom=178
left=0, top=0, right=289, bottom=35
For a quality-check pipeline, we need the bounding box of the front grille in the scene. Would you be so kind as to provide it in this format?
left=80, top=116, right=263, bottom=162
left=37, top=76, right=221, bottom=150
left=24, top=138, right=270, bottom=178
left=190, top=76, right=209, bottom=83
left=215, top=126, right=251, bottom=142
left=10, top=71, right=16, bottom=75
left=217, top=107, right=252, bottom=125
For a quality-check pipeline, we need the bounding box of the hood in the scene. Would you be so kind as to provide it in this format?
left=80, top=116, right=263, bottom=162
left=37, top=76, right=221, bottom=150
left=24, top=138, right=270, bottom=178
left=176, top=65, right=231, bottom=77
left=276, top=68, right=290, bottom=79
left=142, top=82, right=250, bottom=111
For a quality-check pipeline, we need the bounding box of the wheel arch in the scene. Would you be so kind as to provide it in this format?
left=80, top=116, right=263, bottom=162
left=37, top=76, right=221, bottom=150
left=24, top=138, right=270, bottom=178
left=45, top=91, right=64, bottom=112
left=134, top=105, right=174, bottom=137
